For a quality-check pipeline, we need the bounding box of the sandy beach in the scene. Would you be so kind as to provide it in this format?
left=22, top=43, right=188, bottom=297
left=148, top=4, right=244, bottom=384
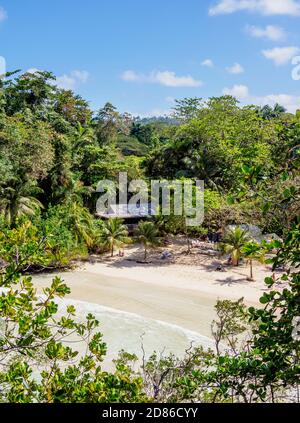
left=33, top=243, right=280, bottom=339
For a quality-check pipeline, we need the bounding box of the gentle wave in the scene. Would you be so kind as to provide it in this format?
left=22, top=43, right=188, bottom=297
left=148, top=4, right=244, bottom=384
left=1, top=287, right=216, bottom=364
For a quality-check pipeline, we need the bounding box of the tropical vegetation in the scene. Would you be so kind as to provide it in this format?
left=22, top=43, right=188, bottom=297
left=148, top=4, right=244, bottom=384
left=0, top=221, right=299, bottom=402
left=0, top=69, right=299, bottom=402
left=135, top=221, right=161, bottom=261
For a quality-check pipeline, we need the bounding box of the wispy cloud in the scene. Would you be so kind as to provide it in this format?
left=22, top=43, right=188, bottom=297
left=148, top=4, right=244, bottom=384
left=226, top=62, right=244, bottom=74
left=121, top=70, right=140, bottom=82
left=201, top=59, right=214, bottom=67
left=209, top=0, right=300, bottom=16
left=252, top=93, right=300, bottom=113
left=25, top=68, right=90, bottom=89
left=69, top=70, right=89, bottom=83
left=246, top=24, right=286, bottom=41
left=121, top=70, right=203, bottom=87
left=165, top=96, right=175, bottom=104
left=56, top=70, right=90, bottom=90
left=0, top=6, right=7, bottom=22
left=223, top=84, right=249, bottom=99
left=262, top=46, right=300, bottom=65
left=222, top=84, right=300, bottom=113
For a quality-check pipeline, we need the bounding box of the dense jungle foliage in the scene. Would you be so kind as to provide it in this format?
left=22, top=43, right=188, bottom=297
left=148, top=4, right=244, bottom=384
left=0, top=70, right=299, bottom=402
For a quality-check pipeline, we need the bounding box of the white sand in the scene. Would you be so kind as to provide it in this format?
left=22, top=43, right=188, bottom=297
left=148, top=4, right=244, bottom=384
left=33, top=248, right=276, bottom=338
left=31, top=248, right=282, bottom=364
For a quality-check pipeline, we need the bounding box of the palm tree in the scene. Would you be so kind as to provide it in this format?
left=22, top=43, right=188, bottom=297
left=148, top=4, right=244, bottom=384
left=0, top=178, right=43, bottom=227
left=59, top=176, right=94, bottom=207
left=219, top=227, right=251, bottom=266
left=260, top=103, right=286, bottom=120
left=135, top=221, right=161, bottom=261
left=242, top=242, right=265, bottom=281
left=66, top=202, right=97, bottom=249
left=72, top=123, right=94, bottom=155
left=100, top=218, right=130, bottom=257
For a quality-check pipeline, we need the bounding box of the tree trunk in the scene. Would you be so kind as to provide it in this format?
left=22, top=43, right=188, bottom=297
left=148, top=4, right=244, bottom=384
left=10, top=201, right=18, bottom=229
left=186, top=236, right=191, bottom=254
left=111, top=244, right=114, bottom=257
left=232, top=256, right=239, bottom=266
left=144, top=246, right=147, bottom=262
left=249, top=259, right=254, bottom=281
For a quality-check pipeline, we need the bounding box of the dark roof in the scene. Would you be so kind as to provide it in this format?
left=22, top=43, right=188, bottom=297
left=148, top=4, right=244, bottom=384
left=96, top=203, right=155, bottom=219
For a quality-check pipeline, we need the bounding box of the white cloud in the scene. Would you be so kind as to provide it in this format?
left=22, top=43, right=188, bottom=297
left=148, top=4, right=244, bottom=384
left=70, top=70, right=89, bottom=83
left=222, top=84, right=300, bottom=112
left=226, top=62, right=244, bottom=74
left=121, top=70, right=139, bottom=82
left=24, top=68, right=90, bottom=89
left=262, top=46, right=300, bottom=65
left=0, top=7, right=7, bottom=22
left=154, top=71, right=202, bottom=87
left=246, top=24, right=286, bottom=41
left=209, top=0, right=300, bottom=16
left=252, top=93, right=300, bottom=112
left=223, top=84, right=249, bottom=99
left=165, top=96, right=175, bottom=104
left=201, top=59, right=214, bottom=67
left=56, top=75, right=77, bottom=90
left=56, top=70, right=90, bottom=90
left=121, top=70, right=202, bottom=87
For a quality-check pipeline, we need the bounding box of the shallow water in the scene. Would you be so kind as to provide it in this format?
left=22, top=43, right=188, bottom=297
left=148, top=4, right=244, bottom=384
left=57, top=298, right=216, bottom=368
left=32, top=270, right=218, bottom=367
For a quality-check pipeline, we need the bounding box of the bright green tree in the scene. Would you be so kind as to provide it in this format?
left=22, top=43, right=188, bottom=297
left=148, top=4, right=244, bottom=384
left=219, top=227, right=251, bottom=266
left=242, top=242, right=265, bottom=281
left=135, top=221, right=161, bottom=261
left=100, top=218, right=130, bottom=256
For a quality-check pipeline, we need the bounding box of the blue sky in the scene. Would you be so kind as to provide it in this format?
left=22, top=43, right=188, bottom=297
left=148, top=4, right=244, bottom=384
left=1, top=0, right=300, bottom=115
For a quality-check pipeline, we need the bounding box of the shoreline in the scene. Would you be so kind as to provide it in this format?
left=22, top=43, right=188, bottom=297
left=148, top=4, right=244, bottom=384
left=32, top=248, right=278, bottom=338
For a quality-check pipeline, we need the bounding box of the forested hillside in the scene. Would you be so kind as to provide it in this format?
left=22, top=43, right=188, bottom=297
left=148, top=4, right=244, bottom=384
left=0, top=70, right=299, bottom=269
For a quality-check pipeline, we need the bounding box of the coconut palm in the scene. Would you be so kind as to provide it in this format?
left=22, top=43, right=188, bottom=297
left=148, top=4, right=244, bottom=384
left=0, top=178, right=43, bottom=227
left=242, top=242, right=265, bottom=281
left=59, top=176, right=94, bottom=206
left=219, top=227, right=251, bottom=266
left=66, top=202, right=97, bottom=249
left=72, top=123, right=94, bottom=156
left=100, top=218, right=130, bottom=257
left=135, top=221, right=161, bottom=261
